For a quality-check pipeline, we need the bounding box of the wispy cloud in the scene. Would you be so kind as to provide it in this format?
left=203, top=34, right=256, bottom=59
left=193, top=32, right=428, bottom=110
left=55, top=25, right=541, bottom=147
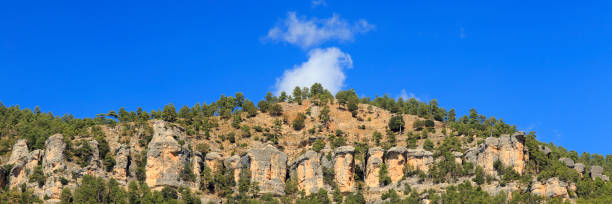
left=265, top=12, right=374, bottom=49
left=398, top=89, right=420, bottom=101
left=459, top=27, right=466, bottom=39
left=312, top=0, right=326, bottom=7
left=275, top=47, right=352, bottom=95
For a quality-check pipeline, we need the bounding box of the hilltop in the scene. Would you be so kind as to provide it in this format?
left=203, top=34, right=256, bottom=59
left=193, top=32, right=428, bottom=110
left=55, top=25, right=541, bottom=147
left=0, top=84, right=611, bottom=204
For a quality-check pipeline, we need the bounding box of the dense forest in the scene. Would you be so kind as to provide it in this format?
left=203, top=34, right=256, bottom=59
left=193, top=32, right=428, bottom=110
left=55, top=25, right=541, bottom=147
left=1, top=83, right=611, bottom=203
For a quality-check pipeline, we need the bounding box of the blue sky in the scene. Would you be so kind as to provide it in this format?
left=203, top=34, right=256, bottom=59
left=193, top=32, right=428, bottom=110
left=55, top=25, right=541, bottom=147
left=1, top=1, right=611, bottom=154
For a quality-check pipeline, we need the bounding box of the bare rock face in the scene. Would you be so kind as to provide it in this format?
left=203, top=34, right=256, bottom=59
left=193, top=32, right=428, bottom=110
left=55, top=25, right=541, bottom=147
left=41, top=134, right=67, bottom=199
left=145, top=120, right=190, bottom=189
left=590, top=166, right=609, bottom=181
left=334, top=146, right=355, bottom=192
left=205, top=152, right=224, bottom=173
left=42, top=134, right=66, bottom=175
left=112, top=144, right=131, bottom=185
left=405, top=149, right=434, bottom=173
left=246, top=144, right=288, bottom=196
left=289, top=150, right=324, bottom=195
left=465, top=132, right=528, bottom=176
left=531, top=177, right=569, bottom=198
left=8, top=139, right=29, bottom=165
left=559, top=158, right=574, bottom=168
left=223, top=155, right=242, bottom=185
left=365, top=148, right=384, bottom=188
left=386, top=147, right=408, bottom=183
left=9, top=150, right=43, bottom=189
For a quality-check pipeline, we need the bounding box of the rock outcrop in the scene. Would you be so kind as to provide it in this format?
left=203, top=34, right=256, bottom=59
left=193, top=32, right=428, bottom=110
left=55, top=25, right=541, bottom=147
left=205, top=152, right=224, bottom=173
left=245, top=144, right=288, bottom=196
left=224, top=155, right=242, bottom=185
left=574, top=163, right=585, bottom=175
left=145, top=120, right=190, bottom=189
left=334, top=146, right=355, bottom=192
left=386, top=147, right=408, bottom=183
left=559, top=158, right=574, bottom=168
left=80, top=139, right=104, bottom=177
left=590, top=166, right=609, bottom=181
left=9, top=149, right=43, bottom=189
left=112, top=144, right=131, bottom=184
left=531, top=177, right=569, bottom=198
left=7, top=139, right=29, bottom=165
left=465, top=132, right=528, bottom=176
left=405, top=149, right=434, bottom=173
left=289, top=150, right=324, bottom=195
left=42, top=134, right=67, bottom=199
left=365, top=148, right=384, bottom=188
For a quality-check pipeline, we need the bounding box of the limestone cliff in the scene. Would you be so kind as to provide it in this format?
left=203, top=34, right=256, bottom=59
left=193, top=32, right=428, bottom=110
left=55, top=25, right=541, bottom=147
left=245, top=144, right=288, bottom=196
left=465, top=132, right=529, bottom=176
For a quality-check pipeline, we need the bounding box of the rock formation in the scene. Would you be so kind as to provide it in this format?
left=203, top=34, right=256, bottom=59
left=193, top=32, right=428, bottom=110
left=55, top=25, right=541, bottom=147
left=245, top=144, right=288, bottom=196
left=334, top=146, right=355, bottom=192
left=365, top=147, right=384, bottom=188
left=7, top=139, right=29, bottom=165
left=465, top=132, right=528, bottom=176
left=289, top=150, right=324, bottom=195
left=145, top=120, right=190, bottom=189
left=112, top=144, right=131, bottom=184
left=223, top=155, right=242, bottom=185
left=205, top=152, right=224, bottom=173
left=590, top=166, right=609, bottom=181
left=405, top=149, right=434, bottom=173
left=386, top=147, right=408, bottom=183
left=42, top=134, right=66, bottom=199
left=531, top=177, right=569, bottom=198
left=559, top=158, right=574, bottom=168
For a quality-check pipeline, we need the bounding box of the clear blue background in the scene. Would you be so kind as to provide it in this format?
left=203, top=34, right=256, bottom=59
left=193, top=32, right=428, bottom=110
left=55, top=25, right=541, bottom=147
left=1, top=1, right=611, bottom=154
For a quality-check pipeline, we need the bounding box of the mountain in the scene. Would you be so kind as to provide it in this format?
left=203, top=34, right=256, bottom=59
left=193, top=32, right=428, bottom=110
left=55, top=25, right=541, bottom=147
left=0, top=85, right=611, bottom=203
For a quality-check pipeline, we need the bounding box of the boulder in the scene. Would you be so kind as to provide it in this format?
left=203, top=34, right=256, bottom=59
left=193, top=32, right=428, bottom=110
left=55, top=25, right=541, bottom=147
left=145, top=120, right=190, bottom=189
left=465, top=132, right=528, bottom=176
left=289, top=150, right=324, bottom=195
left=386, top=147, right=408, bottom=183
left=334, top=146, right=355, bottom=192
left=365, top=147, right=384, bottom=188
left=245, top=144, right=288, bottom=196
left=559, top=158, right=574, bottom=168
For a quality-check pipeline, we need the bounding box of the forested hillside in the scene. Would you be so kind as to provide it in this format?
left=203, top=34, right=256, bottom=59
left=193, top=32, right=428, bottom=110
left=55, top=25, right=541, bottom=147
left=0, top=83, right=611, bottom=204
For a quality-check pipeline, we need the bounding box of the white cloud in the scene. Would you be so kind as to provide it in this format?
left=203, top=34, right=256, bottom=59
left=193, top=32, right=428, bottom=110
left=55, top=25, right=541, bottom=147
left=398, top=89, right=420, bottom=101
left=266, top=12, right=374, bottom=49
left=312, top=0, right=326, bottom=7
left=275, top=47, right=352, bottom=95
